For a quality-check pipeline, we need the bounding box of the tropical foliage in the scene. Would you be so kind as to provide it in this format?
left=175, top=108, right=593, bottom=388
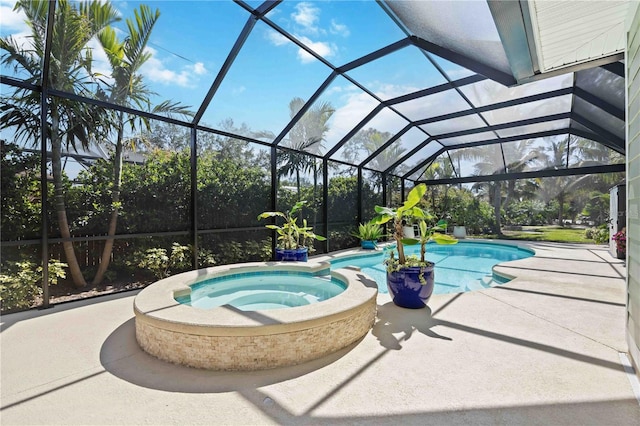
left=0, top=1, right=624, bottom=313
left=373, top=183, right=457, bottom=270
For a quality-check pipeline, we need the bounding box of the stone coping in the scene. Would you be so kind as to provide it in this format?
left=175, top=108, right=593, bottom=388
left=133, top=261, right=378, bottom=337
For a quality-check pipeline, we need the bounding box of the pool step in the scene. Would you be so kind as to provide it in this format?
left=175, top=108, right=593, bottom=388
left=465, top=279, right=487, bottom=292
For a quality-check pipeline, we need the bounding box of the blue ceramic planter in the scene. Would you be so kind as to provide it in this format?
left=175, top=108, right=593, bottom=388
left=386, top=264, right=435, bottom=309
left=275, top=247, right=308, bottom=262
left=361, top=240, right=378, bottom=250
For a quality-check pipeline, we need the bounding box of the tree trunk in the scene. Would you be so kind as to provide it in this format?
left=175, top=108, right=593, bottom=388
left=443, top=185, right=450, bottom=215
left=558, top=192, right=565, bottom=226
left=394, top=219, right=407, bottom=264
left=504, top=180, right=515, bottom=210
left=493, top=183, right=502, bottom=235
left=92, top=115, right=124, bottom=285
left=51, top=112, right=87, bottom=287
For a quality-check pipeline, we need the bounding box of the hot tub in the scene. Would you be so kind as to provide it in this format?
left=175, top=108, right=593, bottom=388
left=133, top=261, right=378, bottom=371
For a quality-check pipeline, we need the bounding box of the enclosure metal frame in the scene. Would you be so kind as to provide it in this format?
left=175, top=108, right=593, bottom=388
left=0, top=0, right=627, bottom=309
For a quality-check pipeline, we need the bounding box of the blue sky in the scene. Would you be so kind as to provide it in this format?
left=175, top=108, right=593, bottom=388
left=1, top=1, right=453, bottom=138
left=1, top=0, right=584, bottom=176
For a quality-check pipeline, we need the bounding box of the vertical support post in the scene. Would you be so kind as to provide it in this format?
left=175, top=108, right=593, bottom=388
left=39, top=0, right=57, bottom=309
left=322, top=159, right=329, bottom=253
left=270, top=146, right=277, bottom=260
left=565, top=133, right=571, bottom=168
left=381, top=173, right=388, bottom=241
left=357, top=167, right=363, bottom=225
left=190, top=127, right=198, bottom=269
left=40, top=94, right=50, bottom=308
left=382, top=173, right=388, bottom=207
left=401, top=178, right=406, bottom=202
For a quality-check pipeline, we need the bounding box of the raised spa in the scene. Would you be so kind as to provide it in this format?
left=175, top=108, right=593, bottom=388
left=175, top=270, right=346, bottom=310
left=134, top=261, right=377, bottom=371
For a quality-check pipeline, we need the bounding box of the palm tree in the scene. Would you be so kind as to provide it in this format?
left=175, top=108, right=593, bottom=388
left=536, top=136, right=623, bottom=225
left=449, top=144, right=505, bottom=234
left=502, top=139, right=544, bottom=209
left=421, top=158, right=455, bottom=215
left=1, top=0, right=120, bottom=287
left=279, top=97, right=334, bottom=200
left=91, top=5, right=192, bottom=285
left=343, top=128, right=407, bottom=196
left=450, top=140, right=542, bottom=234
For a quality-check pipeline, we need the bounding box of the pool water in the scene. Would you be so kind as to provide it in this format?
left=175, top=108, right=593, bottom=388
left=175, top=272, right=346, bottom=310
left=330, top=242, right=533, bottom=295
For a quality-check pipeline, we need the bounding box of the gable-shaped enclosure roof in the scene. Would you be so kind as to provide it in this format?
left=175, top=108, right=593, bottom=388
left=0, top=0, right=628, bottom=184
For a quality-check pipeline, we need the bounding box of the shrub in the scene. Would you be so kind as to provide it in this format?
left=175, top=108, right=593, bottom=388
left=130, top=243, right=215, bottom=279
left=213, top=239, right=272, bottom=265
left=585, top=224, right=609, bottom=244
left=0, top=260, right=67, bottom=311
left=505, top=200, right=549, bottom=226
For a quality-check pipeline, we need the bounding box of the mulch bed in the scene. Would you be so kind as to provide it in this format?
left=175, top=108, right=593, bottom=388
left=44, top=279, right=151, bottom=306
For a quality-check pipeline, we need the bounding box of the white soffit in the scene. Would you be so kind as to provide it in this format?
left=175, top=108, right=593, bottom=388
left=528, top=0, right=631, bottom=73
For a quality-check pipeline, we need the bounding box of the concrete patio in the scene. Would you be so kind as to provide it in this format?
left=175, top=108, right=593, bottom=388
left=1, top=241, right=639, bottom=425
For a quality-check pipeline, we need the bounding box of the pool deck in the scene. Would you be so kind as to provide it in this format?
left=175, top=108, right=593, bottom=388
left=1, top=241, right=639, bottom=425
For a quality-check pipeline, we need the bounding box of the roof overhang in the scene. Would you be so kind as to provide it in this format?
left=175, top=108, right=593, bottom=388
left=491, top=0, right=631, bottom=84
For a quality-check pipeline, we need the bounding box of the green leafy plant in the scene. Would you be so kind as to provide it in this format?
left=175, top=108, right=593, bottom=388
left=130, top=243, right=214, bottom=279
left=351, top=221, right=384, bottom=241
left=258, top=201, right=326, bottom=251
left=586, top=223, right=609, bottom=244
left=0, top=260, right=67, bottom=311
left=373, top=183, right=457, bottom=277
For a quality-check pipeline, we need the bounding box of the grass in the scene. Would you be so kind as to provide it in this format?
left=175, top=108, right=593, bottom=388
left=476, top=226, right=596, bottom=244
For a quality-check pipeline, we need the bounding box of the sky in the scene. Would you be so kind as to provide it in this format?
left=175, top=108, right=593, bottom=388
left=0, top=1, right=470, bottom=142
left=1, top=0, right=604, bottom=179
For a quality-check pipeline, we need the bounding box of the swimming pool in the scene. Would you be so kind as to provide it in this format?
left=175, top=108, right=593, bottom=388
left=329, top=241, right=534, bottom=294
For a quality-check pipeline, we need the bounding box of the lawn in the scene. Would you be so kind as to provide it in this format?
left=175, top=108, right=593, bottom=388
left=477, top=226, right=597, bottom=244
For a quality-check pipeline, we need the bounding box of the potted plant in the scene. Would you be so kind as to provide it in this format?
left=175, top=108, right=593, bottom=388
left=612, top=227, right=626, bottom=259
left=351, top=221, right=384, bottom=249
left=258, top=201, right=326, bottom=261
left=373, top=183, right=457, bottom=308
left=452, top=224, right=467, bottom=238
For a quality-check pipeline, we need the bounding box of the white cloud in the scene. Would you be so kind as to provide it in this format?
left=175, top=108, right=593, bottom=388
left=232, top=85, right=245, bottom=96
left=192, top=62, right=206, bottom=75
left=297, top=36, right=334, bottom=63
left=139, top=47, right=207, bottom=88
left=325, top=85, right=344, bottom=96
left=325, top=90, right=379, bottom=146
left=142, top=56, right=189, bottom=86
left=365, top=82, right=424, bottom=100
left=266, top=29, right=289, bottom=46
left=0, top=1, right=31, bottom=53
left=0, top=0, right=27, bottom=32
left=86, top=38, right=113, bottom=81
left=291, top=2, right=320, bottom=34
left=330, top=19, right=349, bottom=37
left=266, top=28, right=335, bottom=65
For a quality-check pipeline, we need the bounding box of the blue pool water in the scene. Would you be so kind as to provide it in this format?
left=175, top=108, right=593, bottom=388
left=175, top=271, right=345, bottom=311
left=330, top=242, right=533, bottom=295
